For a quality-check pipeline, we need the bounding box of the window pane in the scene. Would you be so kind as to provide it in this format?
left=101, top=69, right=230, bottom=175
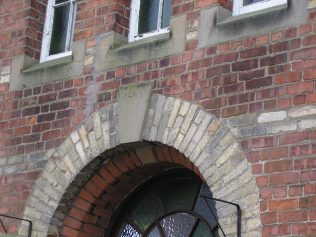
left=243, top=0, right=264, bottom=5
left=160, top=212, right=197, bottom=237
left=55, top=0, right=70, bottom=4
left=138, top=0, right=160, bottom=34
left=194, top=184, right=218, bottom=230
left=192, top=221, right=214, bottom=237
left=127, top=187, right=164, bottom=233
left=49, top=4, right=70, bottom=55
left=118, top=223, right=142, bottom=237
left=147, top=226, right=161, bottom=237
left=162, top=177, right=200, bottom=213
left=161, top=0, right=172, bottom=28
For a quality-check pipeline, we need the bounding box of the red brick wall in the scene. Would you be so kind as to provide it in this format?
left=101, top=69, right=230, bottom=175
left=0, top=0, right=316, bottom=236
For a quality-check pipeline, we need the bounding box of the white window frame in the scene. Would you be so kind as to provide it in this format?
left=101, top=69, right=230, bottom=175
left=128, top=0, right=170, bottom=42
left=40, top=0, right=76, bottom=63
left=233, top=0, right=287, bottom=16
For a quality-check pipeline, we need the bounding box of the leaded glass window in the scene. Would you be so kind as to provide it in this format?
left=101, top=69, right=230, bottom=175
left=109, top=170, right=219, bottom=237
left=40, top=0, right=76, bottom=62
left=129, top=0, right=172, bottom=42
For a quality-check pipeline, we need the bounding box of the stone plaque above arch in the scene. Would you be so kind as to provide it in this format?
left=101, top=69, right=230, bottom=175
left=18, top=85, right=261, bottom=237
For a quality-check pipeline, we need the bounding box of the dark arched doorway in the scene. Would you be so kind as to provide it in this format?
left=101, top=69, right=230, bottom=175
left=107, top=169, right=219, bottom=237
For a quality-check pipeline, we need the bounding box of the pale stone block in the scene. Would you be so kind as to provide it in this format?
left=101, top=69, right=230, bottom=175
left=308, top=0, right=316, bottom=9
left=88, top=131, right=100, bottom=158
left=63, top=153, right=77, bottom=175
left=167, top=116, right=183, bottom=146
left=194, top=109, right=205, bottom=124
left=258, top=111, right=287, bottom=123
left=24, top=206, right=41, bottom=220
left=93, top=112, right=103, bottom=140
left=0, top=158, right=6, bottom=166
left=74, top=143, right=86, bottom=164
left=216, top=142, right=239, bottom=168
left=179, top=101, right=190, bottom=116
left=219, top=132, right=234, bottom=150
left=288, top=105, right=316, bottom=118
left=190, top=133, right=210, bottom=162
left=101, top=121, right=110, bottom=150
left=180, top=104, right=197, bottom=134
left=298, top=118, right=316, bottom=129
left=192, top=115, right=212, bottom=144
left=186, top=31, right=197, bottom=40
left=269, top=122, right=297, bottom=133
left=70, top=131, right=80, bottom=144
left=208, top=119, right=220, bottom=135
left=45, top=160, right=57, bottom=173
left=84, top=55, right=94, bottom=65
left=174, top=133, right=184, bottom=149
left=153, top=95, right=166, bottom=126
left=79, top=126, right=90, bottom=149
left=179, top=123, right=197, bottom=152
left=167, top=98, right=181, bottom=127
left=223, top=159, right=248, bottom=183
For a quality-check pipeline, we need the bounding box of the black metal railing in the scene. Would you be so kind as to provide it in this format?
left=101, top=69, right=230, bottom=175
left=199, top=195, right=242, bottom=237
left=0, top=214, right=32, bottom=237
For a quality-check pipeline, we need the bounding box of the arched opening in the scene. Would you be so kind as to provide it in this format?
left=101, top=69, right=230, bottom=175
left=19, top=94, right=261, bottom=237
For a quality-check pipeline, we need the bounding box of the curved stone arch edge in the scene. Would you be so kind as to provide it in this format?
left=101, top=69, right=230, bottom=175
left=18, top=85, right=261, bottom=237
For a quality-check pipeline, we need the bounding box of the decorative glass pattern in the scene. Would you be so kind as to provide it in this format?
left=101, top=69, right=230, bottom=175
left=160, top=212, right=197, bottom=237
left=127, top=186, right=164, bottom=232
left=111, top=171, right=219, bottom=237
left=118, top=223, right=142, bottom=237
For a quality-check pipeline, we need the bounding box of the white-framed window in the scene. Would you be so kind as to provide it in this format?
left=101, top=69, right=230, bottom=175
left=128, top=0, right=172, bottom=42
left=233, top=0, right=287, bottom=16
left=40, top=0, right=76, bottom=62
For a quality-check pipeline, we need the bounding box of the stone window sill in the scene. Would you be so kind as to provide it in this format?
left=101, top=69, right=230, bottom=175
left=198, top=0, right=308, bottom=48
left=217, top=3, right=288, bottom=26
left=111, top=31, right=171, bottom=52
left=22, top=54, right=73, bottom=74
left=101, top=15, right=186, bottom=70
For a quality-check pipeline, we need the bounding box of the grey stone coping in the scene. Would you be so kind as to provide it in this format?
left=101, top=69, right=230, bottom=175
left=217, top=3, right=288, bottom=26
left=22, top=54, right=73, bottom=73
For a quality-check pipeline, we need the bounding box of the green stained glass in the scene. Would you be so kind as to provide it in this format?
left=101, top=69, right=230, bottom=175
left=192, top=221, right=213, bottom=237
left=162, top=177, right=200, bottom=213
left=112, top=170, right=218, bottom=237
left=127, top=186, right=164, bottom=233
left=49, top=4, right=70, bottom=55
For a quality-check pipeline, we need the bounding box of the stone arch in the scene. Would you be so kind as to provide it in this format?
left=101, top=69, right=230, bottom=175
left=18, top=88, right=261, bottom=237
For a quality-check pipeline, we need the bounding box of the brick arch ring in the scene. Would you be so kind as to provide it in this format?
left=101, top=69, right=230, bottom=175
left=18, top=84, right=261, bottom=237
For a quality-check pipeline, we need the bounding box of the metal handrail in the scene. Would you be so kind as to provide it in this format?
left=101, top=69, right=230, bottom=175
left=199, top=195, right=242, bottom=237
left=0, top=214, right=32, bottom=237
